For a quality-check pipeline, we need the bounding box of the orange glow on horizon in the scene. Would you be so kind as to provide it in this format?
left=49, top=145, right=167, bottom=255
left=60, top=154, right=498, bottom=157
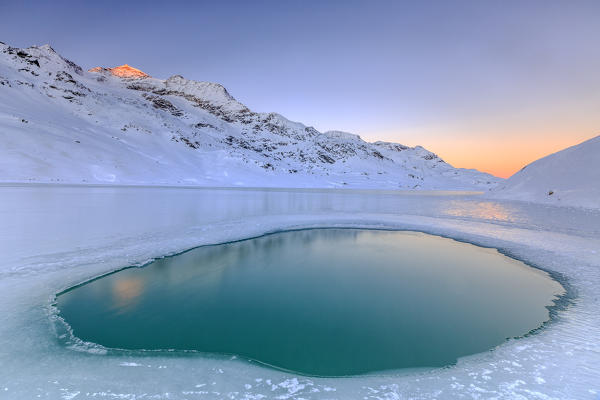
left=435, top=136, right=595, bottom=178
left=364, top=132, right=597, bottom=179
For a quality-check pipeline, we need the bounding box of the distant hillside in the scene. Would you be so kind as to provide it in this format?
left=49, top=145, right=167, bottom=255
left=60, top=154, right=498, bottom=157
left=0, top=41, right=500, bottom=189
left=490, top=136, right=600, bottom=209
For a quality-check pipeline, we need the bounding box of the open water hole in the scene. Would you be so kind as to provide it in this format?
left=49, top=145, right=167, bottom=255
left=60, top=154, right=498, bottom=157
left=55, top=229, right=564, bottom=376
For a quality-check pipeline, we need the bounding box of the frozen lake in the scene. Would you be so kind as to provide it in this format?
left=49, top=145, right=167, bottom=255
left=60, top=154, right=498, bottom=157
left=1, top=184, right=599, bottom=398
left=56, top=229, right=563, bottom=376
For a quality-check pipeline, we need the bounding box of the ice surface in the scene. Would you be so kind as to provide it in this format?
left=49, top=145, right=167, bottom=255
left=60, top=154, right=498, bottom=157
left=1, top=185, right=599, bottom=399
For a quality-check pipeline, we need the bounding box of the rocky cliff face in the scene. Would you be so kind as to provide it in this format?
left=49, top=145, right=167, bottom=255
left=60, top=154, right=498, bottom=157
left=0, top=42, right=501, bottom=189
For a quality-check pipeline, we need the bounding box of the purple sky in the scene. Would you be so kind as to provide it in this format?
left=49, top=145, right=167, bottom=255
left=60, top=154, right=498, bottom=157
left=2, top=0, right=599, bottom=177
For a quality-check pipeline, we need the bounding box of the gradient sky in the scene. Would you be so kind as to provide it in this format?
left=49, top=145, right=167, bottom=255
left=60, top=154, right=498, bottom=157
left=2, top=0, right=599, bottom=177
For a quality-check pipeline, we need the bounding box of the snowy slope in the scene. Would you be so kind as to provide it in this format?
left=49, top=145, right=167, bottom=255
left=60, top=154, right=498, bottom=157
left=490, top=135, right=600, bottom=209
left=0, top=42, right=501, bottom=189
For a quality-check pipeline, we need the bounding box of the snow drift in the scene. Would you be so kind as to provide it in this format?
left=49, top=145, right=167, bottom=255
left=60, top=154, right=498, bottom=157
left=491, top=135, right=600, bottom=209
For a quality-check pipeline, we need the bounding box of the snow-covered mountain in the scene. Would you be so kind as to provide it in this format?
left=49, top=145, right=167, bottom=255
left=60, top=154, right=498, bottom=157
left=490, top=136, right=600, bottom=209
left=0, top=42, right=501, bottom=189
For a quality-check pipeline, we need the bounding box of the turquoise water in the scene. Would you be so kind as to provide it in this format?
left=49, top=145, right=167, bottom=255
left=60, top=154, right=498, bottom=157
left=55, top=229, right=564, bottom=376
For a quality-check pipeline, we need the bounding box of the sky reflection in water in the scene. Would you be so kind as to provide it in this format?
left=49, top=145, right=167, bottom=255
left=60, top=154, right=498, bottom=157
left=57, top=229, right=564, bottom=376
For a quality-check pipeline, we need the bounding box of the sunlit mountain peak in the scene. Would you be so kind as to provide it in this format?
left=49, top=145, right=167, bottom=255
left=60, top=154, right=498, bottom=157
left=89, top=64, right=149, bottom=79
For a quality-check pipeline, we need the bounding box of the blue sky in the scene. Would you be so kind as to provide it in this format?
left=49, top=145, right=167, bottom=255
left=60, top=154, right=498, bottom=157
left=2, top=0, right=599, bottom=176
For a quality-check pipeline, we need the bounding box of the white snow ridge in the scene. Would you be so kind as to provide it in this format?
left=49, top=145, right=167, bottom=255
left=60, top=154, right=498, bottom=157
left=490, top=135, right=600, bottom=209
left=0, top=41, right=500, bottom=189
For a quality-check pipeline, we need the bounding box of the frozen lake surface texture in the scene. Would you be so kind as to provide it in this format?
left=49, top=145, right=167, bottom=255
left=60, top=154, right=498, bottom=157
left=1, top=185, right=599, bottom=399
left=55, top=229, right=563, bottom=377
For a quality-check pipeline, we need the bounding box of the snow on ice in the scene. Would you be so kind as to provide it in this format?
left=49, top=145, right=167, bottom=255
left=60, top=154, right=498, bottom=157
left=0, top=186, right=599, bottom=399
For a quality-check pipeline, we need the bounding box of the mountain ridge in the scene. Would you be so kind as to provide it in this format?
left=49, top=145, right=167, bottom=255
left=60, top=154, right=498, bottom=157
left=0, top=42, right=501, bottom=189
